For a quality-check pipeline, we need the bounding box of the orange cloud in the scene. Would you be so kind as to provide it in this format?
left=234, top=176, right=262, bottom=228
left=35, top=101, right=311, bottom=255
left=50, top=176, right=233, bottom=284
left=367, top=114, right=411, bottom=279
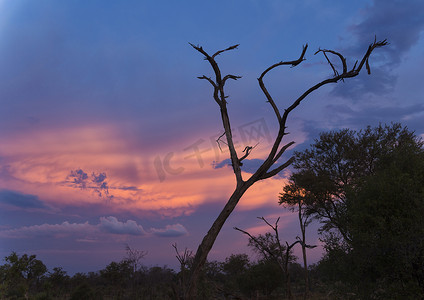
left=0, top=122, right=296, bottom=217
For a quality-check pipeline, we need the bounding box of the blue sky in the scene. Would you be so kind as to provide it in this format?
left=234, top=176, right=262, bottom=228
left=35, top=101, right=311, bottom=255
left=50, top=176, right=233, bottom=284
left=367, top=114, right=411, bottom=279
left=0, top=0, right=423, bottom=274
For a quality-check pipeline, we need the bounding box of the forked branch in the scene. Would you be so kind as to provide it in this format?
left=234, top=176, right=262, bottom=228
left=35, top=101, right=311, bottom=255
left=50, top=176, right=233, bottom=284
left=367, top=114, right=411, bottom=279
left=252, top=38, right=388, bottom=182
left=189, top=43, right=241, bottom=104
left=190, top=43, right=246, bottom=182
left=258, top=44, right=308, bottom=123
left=315, top=38, right=387, bottom=78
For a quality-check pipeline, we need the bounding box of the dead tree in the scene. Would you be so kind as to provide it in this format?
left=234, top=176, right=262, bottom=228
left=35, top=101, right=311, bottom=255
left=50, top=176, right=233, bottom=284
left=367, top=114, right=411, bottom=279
left=235, top=217, right=299, bottom=299
left=124, top=244, right=147, bottom=297
left=125, top=244, right=147, bottom=273
left=173, top=243, right=193, bottom=299
left=187, top=38, right=387, bottom=299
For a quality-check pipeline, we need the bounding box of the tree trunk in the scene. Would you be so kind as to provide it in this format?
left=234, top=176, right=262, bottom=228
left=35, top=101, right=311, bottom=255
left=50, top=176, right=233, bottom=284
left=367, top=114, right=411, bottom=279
left=285, top=246, right=293, bottom=299
left=299, top=204, right=309, bottom=299
left=301, top=241, right=308, bottom=298
left=186, top=183, right=251, bottom=299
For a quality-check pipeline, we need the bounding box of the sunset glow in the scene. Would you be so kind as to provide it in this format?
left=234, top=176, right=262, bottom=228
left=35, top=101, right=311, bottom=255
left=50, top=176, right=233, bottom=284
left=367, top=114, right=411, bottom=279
left=1, top=0, right=423, bottom=274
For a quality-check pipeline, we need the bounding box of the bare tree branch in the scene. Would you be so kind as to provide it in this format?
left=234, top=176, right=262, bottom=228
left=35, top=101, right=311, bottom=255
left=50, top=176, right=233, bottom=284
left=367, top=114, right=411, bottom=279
left=258, top=216, right=286, bottom=262
left=295, top=236, right=317, bottom=249
left=355, top=38, right=388, bottom=75
left=190, top=43, right=243, bottom=182
left=272, top=141, right=295, bottom=165
left=212, top=44, right=240, bottom=58
left=236, top=216, right=301, bottom=299
left=315, top=48, right=347, bottom=75
left=197, top=75, right=217, bottom=87
left=222, top=74, right=242, bottom=85
left=216, top=132, right=227, bottom=152
left=234, top=226, right=275, bottom=261
left=125, top=244, right=147, bottom=273
left=173, top=243, right=193, bottom=266
left=261, top=157, right=295, bottom=180
left=257, top=44, right=308, bottom=123
left=255, top=39, right=387, bottom=180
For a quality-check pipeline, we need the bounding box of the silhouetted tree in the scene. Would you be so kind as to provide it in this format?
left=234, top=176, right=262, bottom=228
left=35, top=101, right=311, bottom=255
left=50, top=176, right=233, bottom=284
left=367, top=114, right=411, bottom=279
left=0, top=252, right=47, bottom=298
left=289, top=124, right=424, bottom=297
left=187, top=38, right=387, bottom=298
left=221, top=253, right=250, bottom=296
left=279, top=182, right=316, bottom=298
left=173, top=243, right=193, bottom=299
left=235, top=217, right=299, bottom=298
left=46, top=267, right=70, bottom=298
left=125, top=244, right=147, bottom=273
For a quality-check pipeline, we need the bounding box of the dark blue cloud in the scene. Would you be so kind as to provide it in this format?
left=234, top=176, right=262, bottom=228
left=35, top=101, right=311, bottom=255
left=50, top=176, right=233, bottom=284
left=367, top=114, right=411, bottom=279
left=332, top=0, right=424, bottom=100
left=212, top=159, right=231, bottom=169
left=350, top=0, right=424, bottom=65
left=324, top=103, right=424, bottom=131
left=331, top=67, right=397, bottom=100
left=114, top=186, right=140, bottom=191
left=0, top=190, right=47, bottom=209
left=296, top=103, right=424, bottom=154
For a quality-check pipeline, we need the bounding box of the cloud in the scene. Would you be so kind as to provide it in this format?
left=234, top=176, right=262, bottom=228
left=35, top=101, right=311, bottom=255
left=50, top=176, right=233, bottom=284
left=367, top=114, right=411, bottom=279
left=332, top=0, right=424, bottom=100
left=67, top=169, right=111, bottom=198
left=99, top=216, right=146, bottom=236
left=212, top=159, right=231, bottom=169
left=0, top=216, right=145, bottom=239
left=331, top=68, right=397, bottom=100
left=68, top=169, right=89, bottom=188
left=92, top=172, right=107, bottom=184
left=323, top=103, right=424, bottom=129
left=350, top=0, right=424, bottom=65
left=0, top=216, right=190, bottom=240
left=151, top=224, right=188, bottom=237
left=113, top=186, right=140, bottom=191
left=0, top=189, right=47, bottom=209
left=0, top=221, right=93, bottom=238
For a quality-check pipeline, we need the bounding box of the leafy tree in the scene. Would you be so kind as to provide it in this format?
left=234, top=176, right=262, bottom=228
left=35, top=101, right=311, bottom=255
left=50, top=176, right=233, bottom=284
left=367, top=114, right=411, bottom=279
left=285, top=123, right=424, bottom=297
left=99, top=260, right=132, bottom=297
left=143, top=266, right=175, bottom=299
left=45, top=267, right=70, bottom=298
left=222, top=253, right=250, bottom=277
left=345, top=130, right=424, bottom=298
left=0, top=252, right=47, bottom=298
left=288, top=123, right=416, bottom=245
left=70, top=282, right=96, bottom=300
left=242, top=259, right=284, bottom=297
left=221, top=254, right=250, bottom=295
left=187, top=39, right=387, bottom=298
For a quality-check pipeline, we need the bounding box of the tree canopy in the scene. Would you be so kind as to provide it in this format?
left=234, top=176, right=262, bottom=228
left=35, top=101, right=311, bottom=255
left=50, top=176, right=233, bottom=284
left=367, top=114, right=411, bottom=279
left=280, top=123, right=424, bottom=297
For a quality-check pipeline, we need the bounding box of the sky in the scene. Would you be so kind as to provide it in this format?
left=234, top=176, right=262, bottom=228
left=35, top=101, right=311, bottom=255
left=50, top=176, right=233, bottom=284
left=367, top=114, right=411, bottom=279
left=0, top=0, right=423, bottom=274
